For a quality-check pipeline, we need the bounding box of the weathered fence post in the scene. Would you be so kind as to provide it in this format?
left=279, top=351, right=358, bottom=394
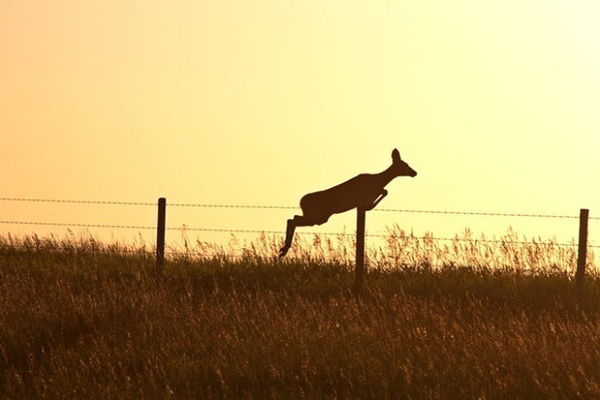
left=575, top=208, right=589, bottom=295
left=354, top=206, right=366, bottom=293
left=156, top=197, right=166, bottom=273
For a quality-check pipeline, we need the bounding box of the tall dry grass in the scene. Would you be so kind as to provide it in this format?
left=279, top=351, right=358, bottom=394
left=1, top=230, right=599, bottom=399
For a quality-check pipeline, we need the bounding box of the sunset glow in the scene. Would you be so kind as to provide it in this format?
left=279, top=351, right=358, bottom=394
left=5, top=3, right=600, bottom=397
left=2, top=0, right=599, bottom=247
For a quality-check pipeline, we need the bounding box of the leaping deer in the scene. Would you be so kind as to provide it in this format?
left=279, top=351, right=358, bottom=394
left=279, top=149, right=417, bottom=257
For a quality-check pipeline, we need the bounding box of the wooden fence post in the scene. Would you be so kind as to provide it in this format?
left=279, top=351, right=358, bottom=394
left=156, top=197, right=166, bottom=273
left=354, top=206, right=366, bottom=293
left=575, top=208, right=589, bottom=295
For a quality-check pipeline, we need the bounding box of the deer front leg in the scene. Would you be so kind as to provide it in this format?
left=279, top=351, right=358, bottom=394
left=364, top=189, right=388, bottom=211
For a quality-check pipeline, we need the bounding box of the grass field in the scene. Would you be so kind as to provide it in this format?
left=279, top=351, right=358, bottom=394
left=1, top=231, right=600, bottom=399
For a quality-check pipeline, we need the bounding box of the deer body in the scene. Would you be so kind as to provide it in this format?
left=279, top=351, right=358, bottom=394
left=300, top=172, right=394, bottom=217
left=279, top=149, right=416, bottom=257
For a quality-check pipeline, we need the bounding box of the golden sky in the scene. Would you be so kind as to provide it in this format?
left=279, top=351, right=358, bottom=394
left=1, top=0, right=599, bottom=247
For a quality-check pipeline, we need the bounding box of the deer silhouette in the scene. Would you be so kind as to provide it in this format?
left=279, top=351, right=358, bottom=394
left=279, top=149, right=417, bottom=257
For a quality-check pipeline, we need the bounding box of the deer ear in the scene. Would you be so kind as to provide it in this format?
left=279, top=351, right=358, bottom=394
left=392, top=149, right=401, bottom=163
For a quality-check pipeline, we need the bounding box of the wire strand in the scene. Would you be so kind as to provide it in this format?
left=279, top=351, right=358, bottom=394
left=0, top=220, right=155, bottom=230
left=374, top=208, right=579, bottom=219
left=167, top=227, right=349, bottom=236
left=169, top=203, right=297, bottom=209
left=0, top=197, right=156, bottom=206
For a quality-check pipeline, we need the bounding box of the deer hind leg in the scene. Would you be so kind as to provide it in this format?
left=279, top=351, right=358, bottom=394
left=279, top=214, right=329, bottom=257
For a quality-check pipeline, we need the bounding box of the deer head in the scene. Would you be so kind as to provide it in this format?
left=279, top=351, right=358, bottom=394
left=391, top=149, right=417, bottom=177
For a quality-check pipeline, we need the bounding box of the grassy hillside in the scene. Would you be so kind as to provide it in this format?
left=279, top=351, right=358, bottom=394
left=1, top=233, right=600, bottom=399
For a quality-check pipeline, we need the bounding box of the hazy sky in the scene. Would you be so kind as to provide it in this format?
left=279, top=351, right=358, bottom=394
left=1, top=0, right=599, bottom=247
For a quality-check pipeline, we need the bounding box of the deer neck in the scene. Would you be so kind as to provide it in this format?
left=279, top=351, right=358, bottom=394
left=376, top=165, right=397, bottom=187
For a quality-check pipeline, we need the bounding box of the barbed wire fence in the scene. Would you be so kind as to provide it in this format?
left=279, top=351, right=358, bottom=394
left=3, top=197, right=598, bottom=219
left=0, top=197, right=598, bottom=281
left=0, top=219, right=590, bottom=246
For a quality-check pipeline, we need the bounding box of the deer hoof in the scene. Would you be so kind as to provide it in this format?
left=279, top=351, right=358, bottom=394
left=279, top=246, right=290, bottom=258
